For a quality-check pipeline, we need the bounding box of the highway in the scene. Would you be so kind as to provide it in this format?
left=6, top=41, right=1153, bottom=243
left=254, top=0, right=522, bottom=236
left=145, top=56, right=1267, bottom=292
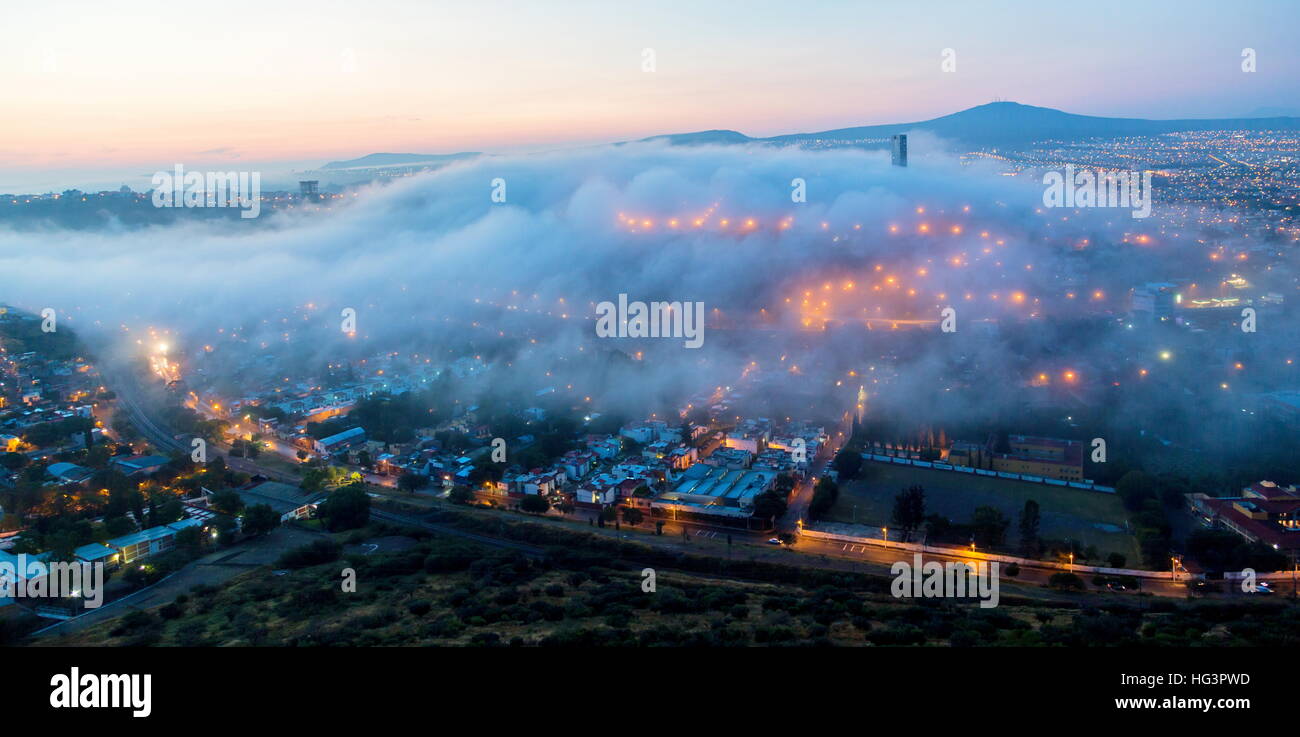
left=102, top=363, right=187, bottom=454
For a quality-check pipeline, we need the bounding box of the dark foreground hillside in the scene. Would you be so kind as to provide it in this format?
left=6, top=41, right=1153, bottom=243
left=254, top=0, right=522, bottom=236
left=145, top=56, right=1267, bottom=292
left=28, top=511, right=1300, bottom=647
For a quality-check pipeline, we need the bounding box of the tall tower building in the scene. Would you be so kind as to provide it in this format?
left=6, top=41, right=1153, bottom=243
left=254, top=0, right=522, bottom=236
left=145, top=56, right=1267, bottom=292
left=890, top=134, right=908, bottom=167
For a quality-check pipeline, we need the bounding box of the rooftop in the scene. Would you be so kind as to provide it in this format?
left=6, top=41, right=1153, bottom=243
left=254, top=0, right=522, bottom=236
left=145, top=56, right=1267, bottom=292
left=235, top=481, right=325, bottom=515
left=656, top=463, right=776, bottom=515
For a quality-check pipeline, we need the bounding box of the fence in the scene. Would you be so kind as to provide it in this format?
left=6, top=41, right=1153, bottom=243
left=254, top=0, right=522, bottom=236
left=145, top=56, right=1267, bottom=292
left=862, top=453, right=1115, bottom=494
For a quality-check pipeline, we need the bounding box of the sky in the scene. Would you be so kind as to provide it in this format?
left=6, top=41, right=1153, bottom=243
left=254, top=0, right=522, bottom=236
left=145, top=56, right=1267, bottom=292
left=2, top=0, right=1298, bottom=191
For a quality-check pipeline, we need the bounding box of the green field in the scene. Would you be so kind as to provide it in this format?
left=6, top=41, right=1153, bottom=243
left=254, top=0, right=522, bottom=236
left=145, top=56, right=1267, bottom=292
left=828, top=462, right=1141, bottom=564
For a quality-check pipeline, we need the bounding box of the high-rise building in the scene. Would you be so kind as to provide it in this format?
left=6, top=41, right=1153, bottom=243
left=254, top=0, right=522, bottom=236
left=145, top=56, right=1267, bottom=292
left=891, top=134, right=907, bottom=167
left=299, top=180, right=319, bottom=198
left=1130, top=282, right=1178, bottom=322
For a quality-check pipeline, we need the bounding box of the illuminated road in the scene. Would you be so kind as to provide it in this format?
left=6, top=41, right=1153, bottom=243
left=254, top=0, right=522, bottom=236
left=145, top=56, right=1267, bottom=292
left=102, top=363, right=186, bottom=454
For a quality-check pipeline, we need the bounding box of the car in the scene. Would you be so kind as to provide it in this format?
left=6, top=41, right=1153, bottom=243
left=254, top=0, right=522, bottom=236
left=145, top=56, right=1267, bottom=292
left=1255, top=582, right=1274, bottom=594
left=1106, top=582, right=1127, bottom=591
left=767, top=537, right=783, bottom=545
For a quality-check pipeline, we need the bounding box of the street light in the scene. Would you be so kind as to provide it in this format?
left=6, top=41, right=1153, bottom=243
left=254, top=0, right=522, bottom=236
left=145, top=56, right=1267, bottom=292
left=882, top=527, right=888, bottom=549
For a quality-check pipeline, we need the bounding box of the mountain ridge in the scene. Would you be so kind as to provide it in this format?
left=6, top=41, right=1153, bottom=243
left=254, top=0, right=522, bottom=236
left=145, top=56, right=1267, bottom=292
left=325, top=101, right=1300, bottom=165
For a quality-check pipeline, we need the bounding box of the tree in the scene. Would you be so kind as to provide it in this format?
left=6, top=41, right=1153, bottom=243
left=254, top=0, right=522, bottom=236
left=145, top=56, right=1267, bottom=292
left=520, top=494, right=550, bottom=514
left=773, top=473, right=796, bottom=498
left=1115, top=470, right=1155, bottom=511
left=994, top=431, right=1011, bottom=454
left=0, top=452, right=26, bottom=472
left=971, top=506, right=1009, bottom=548
left=751, top=490, right=788, bottom=521
left=892, top=485, right=926, bottom=534
left=832, top=449, right=862, bottom=480
left=317, top=483, right=371, bottom=531
left=621, top=507, right=644, bottom=526
left=208, top=513, right=239, bottom=545
left=209, top=489, right=244, bottom=516
left=154, top=497, right=185, bottom=526
left=398, top=472, right=428, bottom=494
left=1048, top=572, right=1085, bottom=590
left=242, top=504, right=280, bottom=536
left=301, top=465, right=348, bottom=493
left=808, top=477, right=839, bottom=520
left=1018, top=499, right=1041, bottom=556
left=174, top=525, right=204, bottom=553
left=103, top=515, right=136, bottom=537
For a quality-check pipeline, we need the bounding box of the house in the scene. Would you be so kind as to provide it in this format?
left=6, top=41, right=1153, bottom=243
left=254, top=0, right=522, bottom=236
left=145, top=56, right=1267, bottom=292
left=652, top=463, right=778, bottom=529
left=1189, top=481, right=1300, bottom=553
left=312, top=427, right=366, bottom=456
left=74, top=542, right=120, bottom=569
left=375, top=453, right=398, bottom=475
left=110, top=454, right=170, bottom=477
left=991, top=435, right=1084, bottom=481
left=701, top=447, right=752, bottom=469
left=561, top=450, right=596, bottom=479
left=667, top=446, right=697, bottom=470
left=576, top=474, right=623, bottom=507
left=107, top=519, right=203, bottom=565
left=619, top=422, right=656, bottom=445
left=230, top=481, right=325, bottom=522
left=585, top=435, right=622, bottom=459
left=642, top=440, right=672, bottom=460
left=515, top=469, right=565, bottom=496
left=47, top=462, right=94, bottom=484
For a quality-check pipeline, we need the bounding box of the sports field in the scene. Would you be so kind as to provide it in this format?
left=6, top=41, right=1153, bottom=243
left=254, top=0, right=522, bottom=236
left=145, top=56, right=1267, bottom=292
left=827, top=462, right=1141, bottom=564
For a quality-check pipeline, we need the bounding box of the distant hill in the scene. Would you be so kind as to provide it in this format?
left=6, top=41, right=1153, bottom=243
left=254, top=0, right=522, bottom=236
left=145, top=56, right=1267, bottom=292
left=767, top=102, right=1300, bottom=148
left=634, top=129, right=755, bottom=146
left=323, top=102, right=1300, bottom=168
left=1241, top=106, right=1300, bottom=118
left=651, top=102, right=1300, bottom=150
left=320, top=152, right=480, bottom=170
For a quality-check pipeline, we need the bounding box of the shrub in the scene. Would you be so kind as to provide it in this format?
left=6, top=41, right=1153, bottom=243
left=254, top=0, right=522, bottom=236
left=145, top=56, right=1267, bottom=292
left=276, top=539, right=342, bottom=568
